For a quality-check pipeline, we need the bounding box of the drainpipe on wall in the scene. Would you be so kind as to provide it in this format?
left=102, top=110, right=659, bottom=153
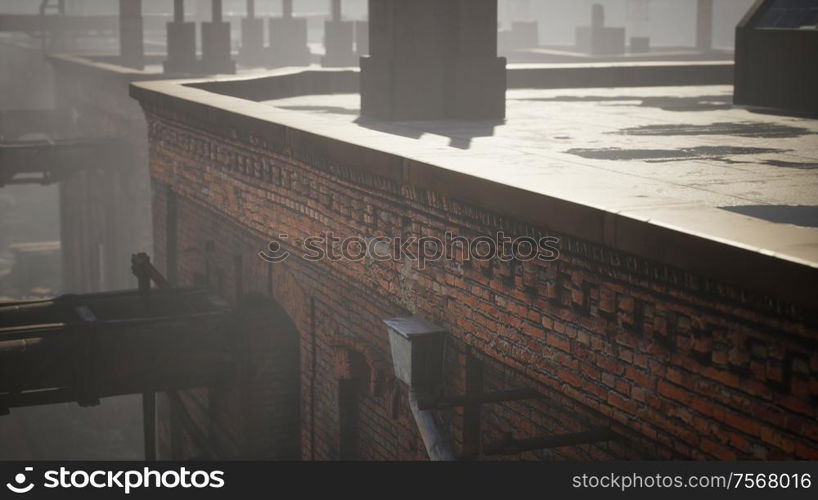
left=408, top=391, right=457, bottom=461
left=384, top=317, right=455, bottom=461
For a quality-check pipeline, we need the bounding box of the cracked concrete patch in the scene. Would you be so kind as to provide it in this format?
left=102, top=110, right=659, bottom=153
left=565, top=146, right=786, bottom=162
left=617, top=122, right=815, bottom=138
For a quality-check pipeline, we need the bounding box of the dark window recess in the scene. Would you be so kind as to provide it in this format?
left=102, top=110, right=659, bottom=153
left=338, top=379, right=362, bottom=460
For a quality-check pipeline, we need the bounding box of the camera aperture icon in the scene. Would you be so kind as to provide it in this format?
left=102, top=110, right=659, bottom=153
left=6, top=467, right=34, bottom=494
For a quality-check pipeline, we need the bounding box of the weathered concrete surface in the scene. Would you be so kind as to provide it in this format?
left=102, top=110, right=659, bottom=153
left=262, top=85, right=818, bottom=301
left=187, top=62, right=734, bottom=100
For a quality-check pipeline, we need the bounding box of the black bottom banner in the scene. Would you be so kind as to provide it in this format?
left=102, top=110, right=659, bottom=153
left=0, top=461, right=816, bottom=499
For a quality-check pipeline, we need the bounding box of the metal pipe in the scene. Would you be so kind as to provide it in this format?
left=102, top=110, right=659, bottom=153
left=246, top=0, right=255, bottom=18
left=0, top=323, right=69, bottom=341
left=283, top=0, right=293, bottom=18
left=417, top=388, right=539, bottom=410
left=0, top=388, right=76, bottom=409
left=0, top=310, right=226, bottom=342
left=408, top=391, right=457, bottom=461
left=0, top=300, right=56, bottom=313
left=0, top=338, right=43, bottom=352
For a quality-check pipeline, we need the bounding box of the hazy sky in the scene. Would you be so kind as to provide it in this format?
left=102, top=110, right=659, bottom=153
left=498, top=0, right=757, bottom=48
left=0, top=0, right=756, bottom=49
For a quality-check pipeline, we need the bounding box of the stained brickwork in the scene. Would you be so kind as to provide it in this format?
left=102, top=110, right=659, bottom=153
left=139, top=101, right=818, bottom=461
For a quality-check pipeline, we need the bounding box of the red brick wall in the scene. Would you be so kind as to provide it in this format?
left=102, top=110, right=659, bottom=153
left=142, top=107, right=818, bottom=461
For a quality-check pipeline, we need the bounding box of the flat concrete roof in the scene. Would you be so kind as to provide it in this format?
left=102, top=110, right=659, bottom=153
left=131, top=74, right=818, bottom=310
left=263, top=85, right=818, bottom=263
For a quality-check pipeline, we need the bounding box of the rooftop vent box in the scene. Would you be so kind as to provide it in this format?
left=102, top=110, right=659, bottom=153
left=384, top=316, right=447, bottom=391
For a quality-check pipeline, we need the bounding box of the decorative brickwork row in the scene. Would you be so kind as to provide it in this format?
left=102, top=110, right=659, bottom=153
left=147, top=112, right=814, bottom=326
left=141, top=105, right=818, bottom=460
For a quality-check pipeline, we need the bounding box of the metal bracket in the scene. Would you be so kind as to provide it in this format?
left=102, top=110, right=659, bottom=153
left=484, top=428, right=619, bottom=456
left=131, top=253, right=170, bottom=297
left=416, top=388, right=540, bottom=411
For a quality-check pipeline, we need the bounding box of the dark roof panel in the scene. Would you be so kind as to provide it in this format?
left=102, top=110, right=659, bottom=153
left=754, top=0, right=818, bottom=28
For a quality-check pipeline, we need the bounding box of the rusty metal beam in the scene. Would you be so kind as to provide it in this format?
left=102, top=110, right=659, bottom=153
left=0, top=310, right=229, bottom=342
left=0, top=320, right=235, bottom=403
left=0, top=257, right=238, bottom=463
left=0, top=288, right=235, bottom=415
left=0, top=388, right=77, bottom=412
left=416, top=388, right=540, bottom=410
